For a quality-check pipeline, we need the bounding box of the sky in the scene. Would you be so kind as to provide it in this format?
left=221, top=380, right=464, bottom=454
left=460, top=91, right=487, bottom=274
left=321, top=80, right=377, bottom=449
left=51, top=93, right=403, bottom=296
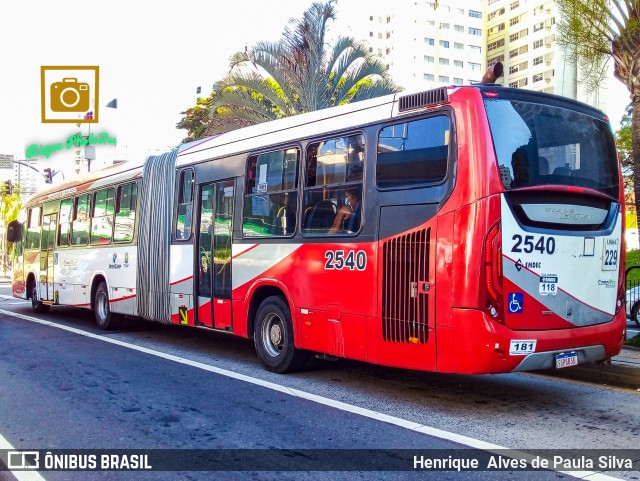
left=0, top=1, right=630, bottom=181
left=0, top=0, right=341, bottom=177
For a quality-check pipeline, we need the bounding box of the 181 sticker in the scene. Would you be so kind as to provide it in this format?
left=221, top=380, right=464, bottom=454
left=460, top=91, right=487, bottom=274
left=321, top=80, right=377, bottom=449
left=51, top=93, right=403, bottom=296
left=509, top=340, right=537, bottom=356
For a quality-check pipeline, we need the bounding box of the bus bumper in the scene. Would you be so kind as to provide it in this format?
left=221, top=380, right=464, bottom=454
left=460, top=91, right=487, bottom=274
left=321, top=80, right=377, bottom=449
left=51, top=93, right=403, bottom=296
left=439, top=308, right=626, bottom=374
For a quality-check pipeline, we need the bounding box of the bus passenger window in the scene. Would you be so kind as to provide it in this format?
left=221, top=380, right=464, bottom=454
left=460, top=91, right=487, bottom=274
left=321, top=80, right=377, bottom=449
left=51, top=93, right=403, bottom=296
left=377, top=116, right=450, bottom=189
left=25, top=207, right=41, bottom=250
left=72, top=195, right=90, bottom=246
left=176, top=169, right=194, bottom=240
left=91, top=188, right=115, bottom=245
left=58, top=198, right=73, bottom=247
left=114, top=182, right=137, bottom=243
left=302, top=133, right=364, bottom=235
left=242, top=148, right=299, bottom=237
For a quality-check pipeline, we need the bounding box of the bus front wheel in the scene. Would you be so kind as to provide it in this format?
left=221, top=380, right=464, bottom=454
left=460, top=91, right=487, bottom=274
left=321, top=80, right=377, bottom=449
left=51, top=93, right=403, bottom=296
left=31, top=284, right=50, bottom=314
left=254, top=296, right=310, bottom=373
left=94, top=282, right=122, bottom=330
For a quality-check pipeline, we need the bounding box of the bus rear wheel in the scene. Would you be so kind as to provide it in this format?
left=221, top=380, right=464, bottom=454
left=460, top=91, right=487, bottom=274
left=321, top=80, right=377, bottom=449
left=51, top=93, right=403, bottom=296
left=254, top=296, right=310, bottom=373
left=94, top=282, right=122, bottom=330
left=31, top=284, right=50, bottom=314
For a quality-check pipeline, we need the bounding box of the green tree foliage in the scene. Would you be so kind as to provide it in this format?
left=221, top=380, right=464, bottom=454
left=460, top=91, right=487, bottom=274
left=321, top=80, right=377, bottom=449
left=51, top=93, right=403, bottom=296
left=177, top=1, right=400, bottom=140
left=617, top=104, right=633, bottom=174
left=1, top=184, right=21, bottom=224
left=2, top=184, right=22, bottom=258
left=555, top=0, right=640, bottom=213
left=176, top=96, right=214, bottom=143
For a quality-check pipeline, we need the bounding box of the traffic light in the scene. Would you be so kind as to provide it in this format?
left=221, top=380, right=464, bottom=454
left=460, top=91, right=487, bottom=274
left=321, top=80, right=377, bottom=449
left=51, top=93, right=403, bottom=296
left=43, top=168, right=53, bottom=184
left=2, top=180, right=12, bottom=195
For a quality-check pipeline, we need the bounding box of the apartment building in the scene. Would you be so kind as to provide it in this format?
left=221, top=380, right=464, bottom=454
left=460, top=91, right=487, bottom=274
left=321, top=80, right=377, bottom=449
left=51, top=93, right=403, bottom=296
left=11, top=159, right=46, bottom=200
left=485, top=0, right=612, bottom=112
left=338, top=0, right=486, bottom=90
left=337, top=0, right=615, bottom=116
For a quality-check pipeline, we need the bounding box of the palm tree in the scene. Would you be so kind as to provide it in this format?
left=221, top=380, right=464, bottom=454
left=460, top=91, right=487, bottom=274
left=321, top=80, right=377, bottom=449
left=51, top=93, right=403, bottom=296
left=178, top=1, right=399, bottom=139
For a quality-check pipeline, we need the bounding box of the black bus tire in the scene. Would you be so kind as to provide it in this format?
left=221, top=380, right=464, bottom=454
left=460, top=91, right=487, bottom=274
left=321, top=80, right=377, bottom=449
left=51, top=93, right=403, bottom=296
left=31, top=284, right=50, bottom=314
left=94, top=282, right=123, bottom=330
left=254, top=296, right=310, bottom=373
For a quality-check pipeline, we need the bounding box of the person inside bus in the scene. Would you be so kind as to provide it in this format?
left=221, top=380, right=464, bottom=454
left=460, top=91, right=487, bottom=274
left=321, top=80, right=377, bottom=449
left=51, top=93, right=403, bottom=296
left=346, top=135, right=365, bottom=181
left=199, top=254, right=211, bottom=298
left=510, top=146, right=530, bottom=188
left=329, top=189, right=361, bottom=234
left=538, top=155, right=549, bottom=176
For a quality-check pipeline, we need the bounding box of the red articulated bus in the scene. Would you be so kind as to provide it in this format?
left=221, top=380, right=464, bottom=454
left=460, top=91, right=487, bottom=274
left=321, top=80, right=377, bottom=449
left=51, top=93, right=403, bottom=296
left=7, top=80, right=626, bottom=374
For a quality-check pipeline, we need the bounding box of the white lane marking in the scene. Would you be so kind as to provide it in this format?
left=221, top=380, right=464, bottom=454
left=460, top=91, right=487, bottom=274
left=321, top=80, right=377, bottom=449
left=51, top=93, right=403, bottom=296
left=0, top=294, right=25, bottom=301
left=0, top=433, right=47, bottom=481
left=0, top=308, right=624, bottom=481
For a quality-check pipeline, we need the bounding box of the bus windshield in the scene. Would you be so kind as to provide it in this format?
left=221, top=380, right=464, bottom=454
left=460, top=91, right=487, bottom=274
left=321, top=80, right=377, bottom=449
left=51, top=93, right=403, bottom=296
left=484, top=98, right=619, bottom=199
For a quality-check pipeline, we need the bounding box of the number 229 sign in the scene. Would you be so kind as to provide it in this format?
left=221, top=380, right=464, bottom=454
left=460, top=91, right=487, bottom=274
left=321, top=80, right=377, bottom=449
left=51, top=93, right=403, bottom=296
left=602, top=238, right=619, bottom=271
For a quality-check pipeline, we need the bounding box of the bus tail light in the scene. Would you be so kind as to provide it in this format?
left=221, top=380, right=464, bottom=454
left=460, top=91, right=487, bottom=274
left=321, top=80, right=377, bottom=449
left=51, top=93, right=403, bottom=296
left=616, top=262, right=625, bottom=314
left=484, top=221, right=503, bottom=322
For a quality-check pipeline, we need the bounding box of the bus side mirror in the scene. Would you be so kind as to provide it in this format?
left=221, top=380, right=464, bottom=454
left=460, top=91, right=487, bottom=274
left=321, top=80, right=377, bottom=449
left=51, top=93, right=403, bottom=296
left=7, top=220, right=22, bottom=243
left=481, top=61, right=504, bottom=85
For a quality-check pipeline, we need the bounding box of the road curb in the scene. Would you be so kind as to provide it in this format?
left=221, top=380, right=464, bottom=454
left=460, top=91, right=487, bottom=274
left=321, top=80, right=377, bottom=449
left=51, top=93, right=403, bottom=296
left=535, top=361, right=640, bottom=390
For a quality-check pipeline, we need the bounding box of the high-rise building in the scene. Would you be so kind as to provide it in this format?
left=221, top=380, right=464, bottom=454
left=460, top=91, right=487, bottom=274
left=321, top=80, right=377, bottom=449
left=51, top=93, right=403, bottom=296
left=12, top=159, right=46, bottom=200
left=336, top=0, right=616, bottom=116
left=485, top=0, right=612, bottom=112
left=337, top=0, right=485, bottom=90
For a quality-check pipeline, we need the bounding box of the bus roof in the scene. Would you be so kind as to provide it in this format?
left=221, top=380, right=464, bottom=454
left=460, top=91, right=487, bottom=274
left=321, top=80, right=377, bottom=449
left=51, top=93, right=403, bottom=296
left=175, top=91, right=400, bottom=166
left=22, top=84, right=609, bottom=208
left=473, top=85, right=610, bottom=120
left=23, top=160, right=144, bottom=208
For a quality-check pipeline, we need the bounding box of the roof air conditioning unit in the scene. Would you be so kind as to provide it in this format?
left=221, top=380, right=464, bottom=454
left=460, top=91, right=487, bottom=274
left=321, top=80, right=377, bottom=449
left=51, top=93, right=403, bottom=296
left=545, top=78, right=551, bottom=83
left=546, top=42, right=552, bottom=47
left=546, top=60, right=551, bottom=65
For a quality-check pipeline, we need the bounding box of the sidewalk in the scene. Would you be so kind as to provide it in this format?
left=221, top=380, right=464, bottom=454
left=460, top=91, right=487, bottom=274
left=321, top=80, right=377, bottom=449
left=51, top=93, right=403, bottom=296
left=537, top=347, right=640, bottom=390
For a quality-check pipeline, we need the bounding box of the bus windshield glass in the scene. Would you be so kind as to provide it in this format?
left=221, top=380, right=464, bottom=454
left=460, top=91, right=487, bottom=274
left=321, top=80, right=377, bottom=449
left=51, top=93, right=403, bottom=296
left=484, top=98, right=619, bottom=199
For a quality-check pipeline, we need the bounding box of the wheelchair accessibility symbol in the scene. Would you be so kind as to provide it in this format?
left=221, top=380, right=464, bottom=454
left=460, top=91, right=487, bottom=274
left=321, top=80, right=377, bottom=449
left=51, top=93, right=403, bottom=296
left=508, top=292, right=524, bottom=314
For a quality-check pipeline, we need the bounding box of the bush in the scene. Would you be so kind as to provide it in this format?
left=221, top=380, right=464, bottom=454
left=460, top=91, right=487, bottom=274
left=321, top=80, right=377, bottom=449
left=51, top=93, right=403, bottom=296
left=625, top=333, right=640, bottom=348
left=625, top=249, right=640, bottom=285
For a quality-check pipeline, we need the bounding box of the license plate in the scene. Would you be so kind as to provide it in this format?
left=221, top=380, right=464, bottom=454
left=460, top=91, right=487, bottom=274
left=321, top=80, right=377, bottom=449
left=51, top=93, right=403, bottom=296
left=555, top=352, right=578, bottom=369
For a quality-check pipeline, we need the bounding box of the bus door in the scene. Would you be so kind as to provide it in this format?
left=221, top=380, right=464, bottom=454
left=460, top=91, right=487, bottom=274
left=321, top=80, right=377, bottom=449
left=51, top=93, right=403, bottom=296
left=39, top=213, right=57, bottom=302
left=373, top=113, right=451, bottom=371
left=196, top=180, right=234, bottom=329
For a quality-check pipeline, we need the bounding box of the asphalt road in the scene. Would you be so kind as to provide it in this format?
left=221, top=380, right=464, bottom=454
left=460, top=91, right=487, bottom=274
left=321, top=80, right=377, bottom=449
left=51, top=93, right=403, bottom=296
left=0, top=287, right=639, bottom=481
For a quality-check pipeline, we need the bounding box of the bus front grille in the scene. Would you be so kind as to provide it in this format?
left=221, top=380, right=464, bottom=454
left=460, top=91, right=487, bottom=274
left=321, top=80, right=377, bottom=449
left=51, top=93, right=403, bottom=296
left=382, top=228, right=430, bottom=344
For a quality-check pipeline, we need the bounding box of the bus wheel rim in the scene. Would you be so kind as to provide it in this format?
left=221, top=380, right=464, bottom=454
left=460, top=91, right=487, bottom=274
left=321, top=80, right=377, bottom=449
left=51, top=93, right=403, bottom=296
left=97, top=292, right=108, bottom=320
left=262, top=313, right=284, bottom=358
